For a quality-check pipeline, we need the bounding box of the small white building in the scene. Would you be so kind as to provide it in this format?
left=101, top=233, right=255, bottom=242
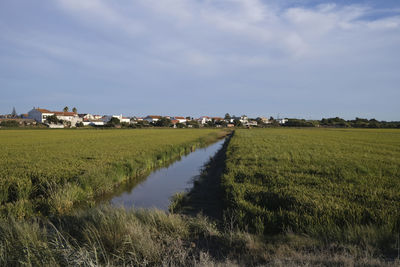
left=229, top=115, right=248, bottom=124
left=120, top=117, right=130, bottom=124
left=259, top=117, right=271, bottom=124
left=101, top=114, right=130, bottom=124
left=197, top=116, right=211, bottom=125
left=245, top=120, right=258, bottom=127
left=79, top=114, right=95, bottom=120
left=54, top=111, right=81, bottom=126
left=278, top=118, right=288, bottom=124
left=93, top=115, right=103, bottom=120
left=82, top=120, right=105, bottom=126
left=144, top=115, right=161, bottom=123
left=172, top=116, right=187, bottom=123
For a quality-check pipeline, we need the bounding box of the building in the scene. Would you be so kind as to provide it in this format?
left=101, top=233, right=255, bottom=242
left=170, top=119, right=179, bottom=127
left=78, top=114, right=95, bottom=120
left=246, top=120, right=258, bottom=127
left=102, top=114, right=129, bottom=123
left=229, top=115, right=248, bottom=124
left=278, top=118, right=288, bottom=124
left=211, top=117, right=224, bottom=122
left=172, top=116, right=187, bottom=123
left=82, top=119, right=105, bottom=126
left=27, top=108, right=54, bottom=123
left=28, top=108, right=81, bottom=126
left=144, top=115, right=161, bottom=123
left=258, top=117, right=271, bottom=124
left=53, top=111, right=81, bottom=126
left=93, top=115, right=103, bottom=120
left=120, top=117, right=131, bottom=124
left=197, top=116, right=211, bottom=125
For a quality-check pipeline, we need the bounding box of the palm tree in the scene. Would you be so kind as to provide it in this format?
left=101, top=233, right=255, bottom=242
left=72, top=107, right=77, bottom=113
left=63, top=106, right=69, bottom=112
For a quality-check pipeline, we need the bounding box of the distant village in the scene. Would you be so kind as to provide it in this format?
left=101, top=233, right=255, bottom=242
left=0, top=107, right=287, bottom=128
left=1, top=107, right=399, bottom=129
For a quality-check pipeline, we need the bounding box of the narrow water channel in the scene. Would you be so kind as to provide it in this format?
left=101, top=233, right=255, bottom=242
left=110, top=138, right=225, bottom=211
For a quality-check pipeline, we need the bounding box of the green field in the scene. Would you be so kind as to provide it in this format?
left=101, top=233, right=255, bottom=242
left=0, top=129, right=226, bottom=217
left=1, top=128, right=399, bottom=265
left=222, top=128, right=400, bottom=245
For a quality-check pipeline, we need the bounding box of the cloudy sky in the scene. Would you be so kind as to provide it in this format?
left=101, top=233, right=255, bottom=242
left=1, top=0, right=399, bottom=120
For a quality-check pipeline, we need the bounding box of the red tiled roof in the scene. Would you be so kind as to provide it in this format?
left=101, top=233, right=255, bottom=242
left=53, top=111, right=77, bottom=116
left=36, top=108, right=52, bottom=113
left=147, top=115, right=161, bottom=119
left=174, top=116, right=185, bottom=119
left=171, top=120, right=179, bottom=124
left=212, top=117, right=223, bottom=120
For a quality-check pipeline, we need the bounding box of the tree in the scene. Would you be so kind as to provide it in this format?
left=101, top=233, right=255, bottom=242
left=186, top=120, right=199, bottom=128
left=224, top=113, right=231, bottom=121
left=72, top=107, right=77, bottom=113
left=76, top=122, right=84, bottom=127
left=46, top=114, right=60, bottom=124
left=107, top=117, right=121, bottom=127
left=11, top=107, right=17, bottom=117
left=155, top=117, right=172, bottom=127
left=63, top=106, right=69, bottom=112
left=176, top=122, right=185, bottom=128
left=233, top=119, right=242, bottom=127
left=0, top=120, right=19, bottom=127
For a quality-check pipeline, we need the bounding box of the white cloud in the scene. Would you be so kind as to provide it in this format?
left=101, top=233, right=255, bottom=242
left=51, top=0, right=400, bottom=67
left=56, top=0, right=144, bottom=35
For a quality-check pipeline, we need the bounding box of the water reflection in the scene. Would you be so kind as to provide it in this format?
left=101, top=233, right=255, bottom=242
left=110, top=139, right=225, bottom=210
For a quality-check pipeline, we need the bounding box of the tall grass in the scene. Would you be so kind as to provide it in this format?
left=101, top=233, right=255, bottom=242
left=1, top=206, right=395, bottom=266
left=221, top=128, right=400, bottom=256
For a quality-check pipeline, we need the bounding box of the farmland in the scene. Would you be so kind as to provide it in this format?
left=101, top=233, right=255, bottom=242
left=0, top=128, right=227, bottom=218
left=222, top=128, right=400, bottom=254
left=1, top=127, right=399, bottom=265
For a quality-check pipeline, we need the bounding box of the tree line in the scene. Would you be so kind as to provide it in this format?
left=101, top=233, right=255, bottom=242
left=284, top=117, right=400, bottom=128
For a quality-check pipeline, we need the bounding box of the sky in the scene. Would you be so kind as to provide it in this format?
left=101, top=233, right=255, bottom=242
left=0, top=0, right=399, bottom=120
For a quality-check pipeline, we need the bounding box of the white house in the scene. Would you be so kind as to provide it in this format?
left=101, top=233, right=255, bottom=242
left=101, top=114, right=130, bottom=124
left=245, top=120, right=258, bottom=127
left=120, top=116, right=131, bottom=124
left=197, top=116, right=211, bottom=125
left=82, top=120, right=105, bottom=126
left=93, top=115, right=103, bottom=120
left=172, top=116, right=187, bottom=123
left=259, top=117, right=271, bottom=124
left=278, top=118, right=288, bottom=124
left=28, top=108, right=81, bottom=126
left=53, top=111, right=81, bottom=126
left=144, top=115, right=161, bottom=123
left=229, top=115, right=248, bottom=124
left=78, top=113, right=95, bottom=120
left=28, top=108, right=55, bottom=123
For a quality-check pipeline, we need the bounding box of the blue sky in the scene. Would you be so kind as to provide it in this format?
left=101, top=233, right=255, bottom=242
left=0, top=0, right=399, bottom=120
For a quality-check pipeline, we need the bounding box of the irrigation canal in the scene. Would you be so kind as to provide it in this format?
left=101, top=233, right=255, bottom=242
left=108, top=138, right=226, bottom=211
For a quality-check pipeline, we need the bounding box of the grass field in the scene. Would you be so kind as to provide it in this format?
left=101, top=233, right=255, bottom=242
left=1, top=128, right=399, bottom=265
left=222, top=128, right=400, bottom=256
left=0, top=128, right=226, bottom=218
